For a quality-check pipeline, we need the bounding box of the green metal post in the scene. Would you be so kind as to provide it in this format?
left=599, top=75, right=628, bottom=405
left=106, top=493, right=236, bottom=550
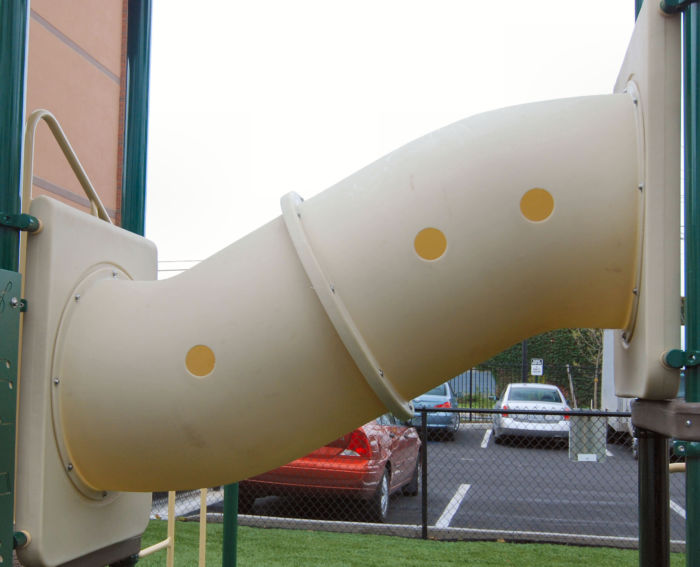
left=222, top=484, right=239, bottom=567
left=635, top=0, right=644, bottom=20
left=0, top=2, right=29, bottom=564
left=683, top=3, right=700, bottom=565
left=637, top=429, right=670, bottom=567
left=0, top=0, right=29, bottom=270
left=121, top=0, right=152, bottom=236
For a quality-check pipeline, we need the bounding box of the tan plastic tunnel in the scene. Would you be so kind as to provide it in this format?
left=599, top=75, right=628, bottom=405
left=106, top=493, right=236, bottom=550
left=53, top=93, right=641, bottom=491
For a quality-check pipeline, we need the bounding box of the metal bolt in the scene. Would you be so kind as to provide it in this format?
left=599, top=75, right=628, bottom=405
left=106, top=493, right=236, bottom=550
left=9, top=297, right=19, bottom=308
left=330, top=284, right=336, bottom=294
left=638, top=184, right=644, bottom=192
left=687, top=420, right=693, bottom=427
left=379, top=369, right=385, bottom=377
left=74, top=294, right=81, bottom=302
left=633, top=288, right=638, bottom=296
left=67, top=463, right=73, bottom=471
left=632, top=97, right=639, bottom=105
left=53, top=377, right=60, bottom=386
left=112, top=270, right=119, bottom=278
left=679, top=445, right=687, bottom=452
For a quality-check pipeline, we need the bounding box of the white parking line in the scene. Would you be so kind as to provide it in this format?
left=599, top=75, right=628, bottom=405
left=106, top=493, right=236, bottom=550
left=481, top=429, right=492, bottom=448
left=435, top=483, right=471, bottom=528
left=670, top=499, right=687, bottom=519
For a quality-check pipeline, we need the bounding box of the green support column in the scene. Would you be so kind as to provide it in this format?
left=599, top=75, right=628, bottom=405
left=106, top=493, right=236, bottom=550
left=682, top=3, right=700, bottom=566
left=116, top=4, right=151, bottom=565
left=664, top=0, right=700, bottom=564
left=638, top=429, right=670, bottom=567
left=0, top=2, right=29, bottom=564
left=0, top=0, right=29, bottom=270
left=222, top=484, right=239, bottom=567
left=121, top=0, right=152, bottom=236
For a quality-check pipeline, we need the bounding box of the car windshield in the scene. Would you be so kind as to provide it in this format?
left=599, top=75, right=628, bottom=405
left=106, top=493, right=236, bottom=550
left=508, top=386, right=562, bottom=403
left=424, top=384, right=446, bottom=396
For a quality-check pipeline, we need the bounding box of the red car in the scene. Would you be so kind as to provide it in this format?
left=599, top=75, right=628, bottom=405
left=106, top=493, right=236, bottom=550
left=239, top=414, right=422, bottom=522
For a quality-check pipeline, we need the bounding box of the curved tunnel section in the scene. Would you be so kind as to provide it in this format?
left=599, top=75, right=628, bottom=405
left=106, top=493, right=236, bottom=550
left=56, top=93, right=640, bottom=491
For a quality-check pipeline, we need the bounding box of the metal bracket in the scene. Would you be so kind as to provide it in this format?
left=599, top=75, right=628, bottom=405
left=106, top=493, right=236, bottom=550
left=673, top=440, right=700, bottom=458
left=661, top=0, right=698, bottom=14
left=663, top=348, right=700, bottom=368
left=632, top=398, right=700, bottom=440
left=0, top=212, right=40, bottom=233
left=13, top=530, right=29, bottom=549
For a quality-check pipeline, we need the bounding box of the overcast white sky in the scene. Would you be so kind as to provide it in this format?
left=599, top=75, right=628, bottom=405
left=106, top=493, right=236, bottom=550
left=145, top=1, right=636, bottom=275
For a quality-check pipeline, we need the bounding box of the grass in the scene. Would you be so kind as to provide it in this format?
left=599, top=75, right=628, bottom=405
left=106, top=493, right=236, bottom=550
left=138, top=520, right=686, bottom=567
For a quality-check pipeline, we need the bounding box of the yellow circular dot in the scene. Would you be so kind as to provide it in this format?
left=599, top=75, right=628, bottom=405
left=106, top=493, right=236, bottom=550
left=414, top=228, right=447, bottom=260
left=186, top=345, right=216, bottom=378
left=520, top=188, right=554, bottom=222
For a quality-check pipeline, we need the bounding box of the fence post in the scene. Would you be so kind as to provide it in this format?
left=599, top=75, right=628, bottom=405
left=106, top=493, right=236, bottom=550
left=468, top=372, right=473, bottom=422
left=421, top=410, right=428, bottom=539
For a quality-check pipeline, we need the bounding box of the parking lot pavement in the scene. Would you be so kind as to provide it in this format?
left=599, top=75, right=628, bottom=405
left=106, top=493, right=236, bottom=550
left=155, top=423, right=687, bottom=548
left=424, top=425, right=685, bottom=545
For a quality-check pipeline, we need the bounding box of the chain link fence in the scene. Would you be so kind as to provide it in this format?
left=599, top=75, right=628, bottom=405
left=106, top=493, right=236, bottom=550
left=155, top=408, right=686, bottom=551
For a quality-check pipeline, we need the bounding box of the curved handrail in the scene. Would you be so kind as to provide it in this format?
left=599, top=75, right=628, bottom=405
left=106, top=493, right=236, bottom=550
left=22, top=109, right=112, bottom=222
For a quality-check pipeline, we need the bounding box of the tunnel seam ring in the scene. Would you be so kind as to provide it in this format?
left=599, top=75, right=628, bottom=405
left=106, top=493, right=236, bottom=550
left=280, top=192, right=414, bottom=420
left=52, top=264, right=130, bottom=500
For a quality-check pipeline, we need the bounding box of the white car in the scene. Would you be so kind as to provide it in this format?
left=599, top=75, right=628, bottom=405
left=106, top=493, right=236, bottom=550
left=492, top=383, right=571, bottom=444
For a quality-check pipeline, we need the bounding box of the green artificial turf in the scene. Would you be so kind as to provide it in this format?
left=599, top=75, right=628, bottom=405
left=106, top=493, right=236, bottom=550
left=138, top=520, right=685, bottom=567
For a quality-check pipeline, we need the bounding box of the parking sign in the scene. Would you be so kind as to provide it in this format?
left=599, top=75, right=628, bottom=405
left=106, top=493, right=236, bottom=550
left=531, top=358, right=543, bottom=376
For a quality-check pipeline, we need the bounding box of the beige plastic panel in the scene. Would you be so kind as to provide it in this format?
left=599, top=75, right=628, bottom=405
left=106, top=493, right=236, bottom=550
left=51, top=93, right=640, bottom=492
left=16, top=197, right=154, bottom=567
left=612, top=0, right=681, bottom=399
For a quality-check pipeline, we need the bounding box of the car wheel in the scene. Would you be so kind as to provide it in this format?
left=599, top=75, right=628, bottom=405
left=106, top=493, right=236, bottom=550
left=369, top=469, right=390, bottom=522
left=493, top=428, right=502, bottom=445
left=446, top=419, right=458, bottom=441
left=403, top=456, right=422, bottom=496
